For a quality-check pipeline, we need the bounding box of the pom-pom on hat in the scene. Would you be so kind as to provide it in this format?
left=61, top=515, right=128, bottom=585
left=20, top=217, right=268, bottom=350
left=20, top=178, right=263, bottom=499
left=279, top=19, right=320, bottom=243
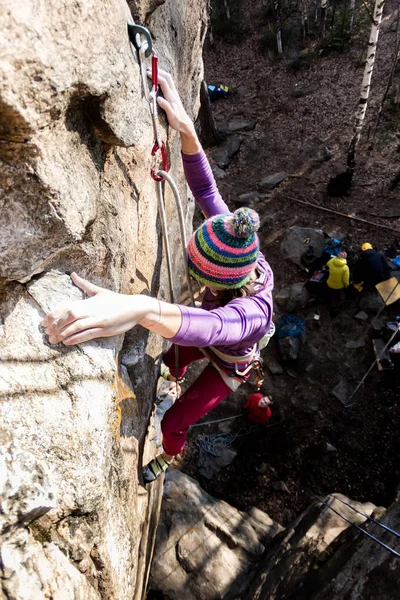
left=187, top=207, right=260, bottom=289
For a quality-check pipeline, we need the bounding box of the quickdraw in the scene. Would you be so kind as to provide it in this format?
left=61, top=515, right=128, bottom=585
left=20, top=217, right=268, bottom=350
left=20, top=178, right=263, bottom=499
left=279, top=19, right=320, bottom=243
left=127, top=21, right=169, bottom=181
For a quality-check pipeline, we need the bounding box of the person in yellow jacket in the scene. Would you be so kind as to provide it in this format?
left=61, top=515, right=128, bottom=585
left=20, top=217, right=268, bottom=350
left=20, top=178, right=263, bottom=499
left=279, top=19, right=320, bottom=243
left=326, top=251, right=350, bottom=290
left=326, top=251, right=349, bottom=316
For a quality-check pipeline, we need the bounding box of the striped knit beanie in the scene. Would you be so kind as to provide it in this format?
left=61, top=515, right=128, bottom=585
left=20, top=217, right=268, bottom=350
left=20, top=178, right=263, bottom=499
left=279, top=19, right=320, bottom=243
left=187, top=207, right=260, bottom=289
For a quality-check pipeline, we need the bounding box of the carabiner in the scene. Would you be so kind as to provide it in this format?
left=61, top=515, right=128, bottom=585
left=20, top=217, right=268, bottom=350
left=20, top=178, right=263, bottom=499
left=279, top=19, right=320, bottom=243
left=152, top=54, right=158, bottom=91
left=127, top=23, right=153, bottom=58
left=151, top=141, right=169, bottom=181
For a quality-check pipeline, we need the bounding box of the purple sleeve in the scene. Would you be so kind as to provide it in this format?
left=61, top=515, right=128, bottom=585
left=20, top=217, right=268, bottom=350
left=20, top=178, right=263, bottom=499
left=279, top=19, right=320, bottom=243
left=182, top=150, right=230, bottom=218
left=170, top=255, right=274, bottom=348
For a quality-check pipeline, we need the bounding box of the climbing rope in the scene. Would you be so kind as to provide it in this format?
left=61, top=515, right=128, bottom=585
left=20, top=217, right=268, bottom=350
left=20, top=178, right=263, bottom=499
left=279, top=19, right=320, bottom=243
left=196, top=424, right=264, bottom=458
left=276, top=314, right=305, bottom=339
left=196, top=421, right=281, bottom=461
left=332, top=495, right=400, bottom=539
left=313, top=495, right=400, bottom=559
left=191, top=413, right=245, bottom=428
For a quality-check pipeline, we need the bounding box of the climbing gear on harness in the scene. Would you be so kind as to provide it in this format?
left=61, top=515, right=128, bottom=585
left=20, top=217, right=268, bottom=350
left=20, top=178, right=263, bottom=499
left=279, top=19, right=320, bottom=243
left=142, top=454, right=172, bottom=483
left=198, top=321, right=275, bottom=391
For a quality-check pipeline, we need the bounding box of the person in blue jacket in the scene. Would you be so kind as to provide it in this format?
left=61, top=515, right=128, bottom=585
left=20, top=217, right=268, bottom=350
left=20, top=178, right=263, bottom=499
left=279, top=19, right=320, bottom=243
left=353, top=243, right=391, bottom=291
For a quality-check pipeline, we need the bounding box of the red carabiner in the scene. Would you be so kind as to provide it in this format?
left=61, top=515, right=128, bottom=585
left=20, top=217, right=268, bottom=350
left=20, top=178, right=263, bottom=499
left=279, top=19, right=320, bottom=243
left=151, top=141, right=168, bottom=181
left=152, top=54, right=158, bottom=91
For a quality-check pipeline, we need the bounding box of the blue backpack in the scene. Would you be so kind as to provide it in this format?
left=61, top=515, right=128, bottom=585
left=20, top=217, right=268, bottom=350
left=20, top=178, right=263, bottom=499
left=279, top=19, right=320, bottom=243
left=323, top=237, right=342, bottom=257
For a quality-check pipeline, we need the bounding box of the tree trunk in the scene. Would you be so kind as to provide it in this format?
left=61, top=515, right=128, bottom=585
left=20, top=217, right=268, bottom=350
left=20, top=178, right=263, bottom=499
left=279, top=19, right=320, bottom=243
left=347, top=0, right=385, bottom=171
left=372, top=7, right=400, bottom=139
left=274, top=0, right=283, bottom=53
left=196, top=80, right=225, bottom=149
left=340, top=0, right=349, bottom=46
left=301, top=0, right=309, bottom=41
left=320, top=0, right=328, bottom=41
left=349, top=0, right=356, bottom=31
left=223, top=0, right=231, bottom=20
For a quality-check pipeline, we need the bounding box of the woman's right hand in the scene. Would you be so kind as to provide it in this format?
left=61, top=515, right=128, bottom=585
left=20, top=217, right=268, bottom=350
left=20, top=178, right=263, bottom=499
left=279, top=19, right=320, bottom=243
left=41, top=272, right=147, bottom=346
left=153, top=68, right=193, bottom=133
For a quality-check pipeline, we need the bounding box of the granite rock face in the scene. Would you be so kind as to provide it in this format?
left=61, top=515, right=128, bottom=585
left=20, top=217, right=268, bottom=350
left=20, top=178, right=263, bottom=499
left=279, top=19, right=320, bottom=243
left=149, top=469, right=283, bottom=599
left=0, top=1, right=207, bottom=598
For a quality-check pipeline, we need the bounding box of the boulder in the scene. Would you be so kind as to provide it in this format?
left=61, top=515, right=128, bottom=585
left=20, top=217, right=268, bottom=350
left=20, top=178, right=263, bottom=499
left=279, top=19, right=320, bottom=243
left=359, top=291, right=386, bottom=312
left=212, top=137, right=242, bottom=169
left=299, top=138, right=331, bottom=164
left=234, top=191, right=261, bottom=207
left=287, top=282, right=310, bottom=312
left=211, top=163, right=228, bottom=180
left=290, top=85, right=319, bottom=98
left=331, top=379, right=348, bottom=405
left=244, top=494, right=378, bottom=600
left=149, top=469, right=283, bottom=599
left=278, top=336, right=302, bottom=361
left=226, top=115, right=256, bottom=132
left=281, top=226, right=327, bottom=268
left=258, top=172, right=289, bottom=190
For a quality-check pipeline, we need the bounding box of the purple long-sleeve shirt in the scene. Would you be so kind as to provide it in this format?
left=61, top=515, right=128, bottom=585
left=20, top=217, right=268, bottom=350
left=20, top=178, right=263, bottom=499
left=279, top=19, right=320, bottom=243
left=169, top=150, right=274, bottom=363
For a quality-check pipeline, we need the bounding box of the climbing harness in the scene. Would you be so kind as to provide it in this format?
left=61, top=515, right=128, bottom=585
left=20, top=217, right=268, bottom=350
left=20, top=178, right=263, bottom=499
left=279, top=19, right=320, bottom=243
left=313, top=495, right=400, bottom=559
left=199, top=321, right=275, bottom=391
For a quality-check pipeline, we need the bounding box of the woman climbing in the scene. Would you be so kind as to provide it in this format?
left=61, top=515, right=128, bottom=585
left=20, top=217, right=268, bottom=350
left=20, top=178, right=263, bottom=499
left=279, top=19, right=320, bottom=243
left=41, top=69, right=274, bottom=483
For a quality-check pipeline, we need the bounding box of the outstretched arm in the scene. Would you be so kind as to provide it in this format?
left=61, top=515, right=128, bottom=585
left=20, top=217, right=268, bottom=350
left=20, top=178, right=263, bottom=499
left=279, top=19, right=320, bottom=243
left=156, top=69, right=228, bottom=217
left=42, top=273, right=182, bottom=346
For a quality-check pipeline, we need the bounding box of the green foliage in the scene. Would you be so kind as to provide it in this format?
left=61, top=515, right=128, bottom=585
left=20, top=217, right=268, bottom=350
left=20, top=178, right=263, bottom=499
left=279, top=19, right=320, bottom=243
left=210, top=0, right=245, bottom=41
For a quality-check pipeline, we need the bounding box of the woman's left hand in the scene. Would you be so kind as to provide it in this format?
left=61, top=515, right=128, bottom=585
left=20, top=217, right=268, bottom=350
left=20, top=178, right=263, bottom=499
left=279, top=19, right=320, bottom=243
left=41, top=272, right=144, bottom=346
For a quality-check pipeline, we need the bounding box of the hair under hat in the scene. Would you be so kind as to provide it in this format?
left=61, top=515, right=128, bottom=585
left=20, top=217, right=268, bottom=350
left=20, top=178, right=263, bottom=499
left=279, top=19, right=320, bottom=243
left=187, top=207, right=260, bottom=289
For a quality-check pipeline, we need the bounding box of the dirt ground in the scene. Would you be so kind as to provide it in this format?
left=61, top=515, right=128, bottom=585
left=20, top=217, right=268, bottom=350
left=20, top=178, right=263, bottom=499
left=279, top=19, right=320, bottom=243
left=179, top=0, right=400, bottom=526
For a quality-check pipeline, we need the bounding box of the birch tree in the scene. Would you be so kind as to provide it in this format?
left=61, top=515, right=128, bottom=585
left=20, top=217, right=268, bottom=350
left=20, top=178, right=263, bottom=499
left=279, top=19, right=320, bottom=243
left=347, top=0, right=385, bottom=172
left=301, top=0, right=309, bottom=41
left=349, top=0, right=356, bottom=31
left=320, top=0, right=328, bottom=40
left=372, top=7, right=400, bottom=139
left=223, top=0, right=231, bottom=20
left=274, top=0, right=283, bottom=54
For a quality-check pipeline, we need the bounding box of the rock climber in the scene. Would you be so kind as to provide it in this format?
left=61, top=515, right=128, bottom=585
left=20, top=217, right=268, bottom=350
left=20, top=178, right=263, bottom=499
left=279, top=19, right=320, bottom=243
left=353, top=242, right=391, bottom=292
left=243, top=393, right=273, bottom=424
left=326, top=250, right=350, bottom=316
left=41, top=69, right=274, bottom=484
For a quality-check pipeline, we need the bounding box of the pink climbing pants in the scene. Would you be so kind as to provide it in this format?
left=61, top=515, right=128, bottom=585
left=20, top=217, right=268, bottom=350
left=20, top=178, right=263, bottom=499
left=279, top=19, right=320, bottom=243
left=161, top=344, right=232, bottom=456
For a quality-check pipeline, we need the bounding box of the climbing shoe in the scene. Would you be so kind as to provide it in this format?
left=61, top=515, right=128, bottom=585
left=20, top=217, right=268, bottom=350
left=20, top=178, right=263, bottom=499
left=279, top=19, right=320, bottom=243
left=142, top=455, right=172, bottom=484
